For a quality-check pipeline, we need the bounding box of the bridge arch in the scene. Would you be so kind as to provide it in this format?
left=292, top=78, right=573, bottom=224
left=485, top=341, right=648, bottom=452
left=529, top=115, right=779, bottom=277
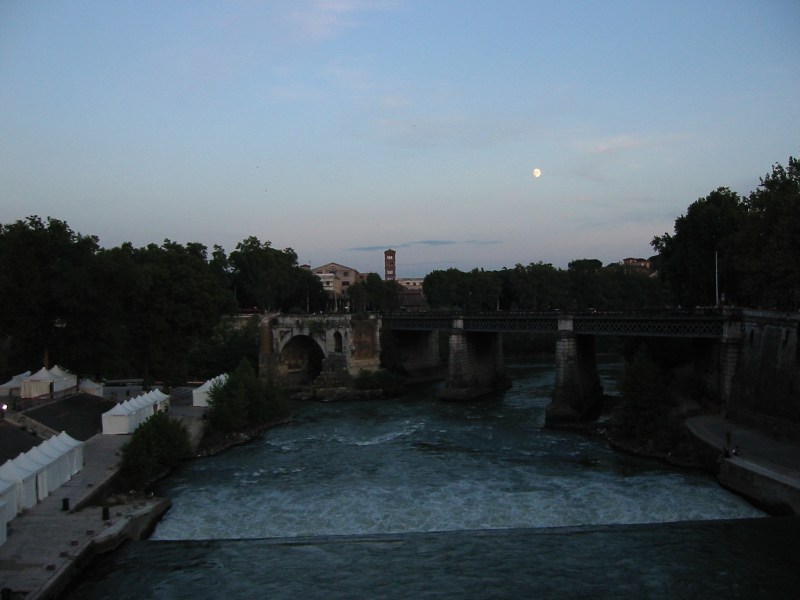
left=279, top=334, right=326, bottom=384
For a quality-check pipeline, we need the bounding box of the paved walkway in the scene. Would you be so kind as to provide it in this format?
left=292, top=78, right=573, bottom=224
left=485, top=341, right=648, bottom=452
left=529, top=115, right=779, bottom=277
left=686, top=415, right=800, bottom=513
left=0, top=434, right=166, bottom=599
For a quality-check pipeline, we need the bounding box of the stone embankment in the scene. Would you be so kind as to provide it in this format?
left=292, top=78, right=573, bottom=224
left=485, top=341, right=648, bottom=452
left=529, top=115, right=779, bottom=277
left=685, top=415, right=800, bottom=515
left=0, top=435, right=170, bottom=600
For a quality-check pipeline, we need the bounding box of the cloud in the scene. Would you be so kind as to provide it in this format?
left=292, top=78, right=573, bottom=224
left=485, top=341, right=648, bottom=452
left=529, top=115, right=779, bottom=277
left=585, top=134, right=646, bottom=155
left=369, top=113, right=540, bottom=149
left=349, top=239, right=500, bottom=252
left=289, top=0, right=397, bottom=41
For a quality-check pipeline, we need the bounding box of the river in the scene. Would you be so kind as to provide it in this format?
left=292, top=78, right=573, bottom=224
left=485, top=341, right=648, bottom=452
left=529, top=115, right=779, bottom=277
left=64, top=360, right=800, bottom=599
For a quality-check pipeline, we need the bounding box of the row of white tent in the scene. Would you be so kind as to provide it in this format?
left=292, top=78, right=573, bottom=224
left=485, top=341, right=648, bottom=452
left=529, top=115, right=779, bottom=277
left=192, top=373, right=228, bottom=407
left=101, top=389, right=170, bottom=435
left=0, top=432, right=85, bottom=546
left=0, top=365, right=78, bottom=399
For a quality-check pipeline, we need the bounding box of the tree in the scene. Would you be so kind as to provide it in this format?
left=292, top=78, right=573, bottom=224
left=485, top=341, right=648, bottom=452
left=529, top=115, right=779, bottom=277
left=737, top=157, right=800, bottom=309
left=497, top=263, right=569, bottom=311
left=347, top=273, right=402, bottom=313
left=228, top=236, right=316, bottom=312
left=652, top=188, right=745, bottom=307
left=0, top=216, right=105, bottom=373
left=568, top=259, right=605, bottom=310
left=117, top=412, right=192, bottom=490
left=205, top=358, right=289, bottom=433
left=119, top=240, right=236, bottom=385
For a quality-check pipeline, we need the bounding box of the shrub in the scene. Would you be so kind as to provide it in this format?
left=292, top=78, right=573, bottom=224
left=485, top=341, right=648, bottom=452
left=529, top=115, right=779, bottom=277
left=205, top=358, right=289, bottom=433
left=118, top=412, right=192, bottom=490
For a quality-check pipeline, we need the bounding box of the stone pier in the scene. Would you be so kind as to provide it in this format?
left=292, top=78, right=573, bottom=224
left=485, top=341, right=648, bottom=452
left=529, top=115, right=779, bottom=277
left=439, top=318, right=507, bottom=401
left=546, top=316, right=603, bottom=424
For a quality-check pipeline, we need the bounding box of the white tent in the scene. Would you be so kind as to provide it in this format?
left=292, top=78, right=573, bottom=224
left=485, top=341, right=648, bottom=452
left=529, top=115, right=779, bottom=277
left=0, top=478, right=19, bottom=523
left=48, top=365, right=77, bottom=394
left=102, top=402, right=135, bottom=435
left=127, top=396, right=154, bottom=428
left=21, top=366, right=78, bottom=398
left=0, top=498, right=6, bottom=546
left=193, top=374, right=227, bottom=407
left=0, top=371, right=30, bottom=397
left=14, top=451, right=51, bottom=501
left=0, top=458, right=38, bottom=510
left=79, top=378, right=104, bottom=397
left=147, top=388, right=170, bottom=412
left=46, top=434, right=82, bottom=476
left=21, top=367, right=54, bottom=399
left=29, top=442, right=70, bottom=491
left=55, top=432, right=84, bottom=473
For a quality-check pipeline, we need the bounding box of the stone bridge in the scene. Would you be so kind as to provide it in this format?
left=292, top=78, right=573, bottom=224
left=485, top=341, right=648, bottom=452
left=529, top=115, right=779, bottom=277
left=381, top=309, right=748, bottom=424
left=259, top=314, right=382, bottom=387
left=260, top=309, right=799, bottom=429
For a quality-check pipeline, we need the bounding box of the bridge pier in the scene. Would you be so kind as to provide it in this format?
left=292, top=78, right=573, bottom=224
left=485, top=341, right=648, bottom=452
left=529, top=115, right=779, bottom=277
left=439, top=318, right=508, bottom=401
left=391, top=329, right=443, bottom=382
left=546, top=316, right=603, bottom=424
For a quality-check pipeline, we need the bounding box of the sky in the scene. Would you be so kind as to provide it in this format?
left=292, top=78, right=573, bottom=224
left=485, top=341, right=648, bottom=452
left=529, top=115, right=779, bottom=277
left=1, top=1, right=799, bottom=278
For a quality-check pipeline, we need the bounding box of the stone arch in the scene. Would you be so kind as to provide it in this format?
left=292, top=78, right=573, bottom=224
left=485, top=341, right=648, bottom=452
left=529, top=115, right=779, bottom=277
left=279, top=334, right=326, bottom=384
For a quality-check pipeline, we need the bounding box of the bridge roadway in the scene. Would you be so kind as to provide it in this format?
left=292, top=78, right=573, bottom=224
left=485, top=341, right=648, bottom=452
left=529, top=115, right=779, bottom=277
left=382, top=309, right=730, bottom=338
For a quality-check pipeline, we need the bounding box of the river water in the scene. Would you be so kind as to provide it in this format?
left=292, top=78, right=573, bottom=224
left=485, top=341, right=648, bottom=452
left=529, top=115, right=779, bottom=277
left=65, top=360, right=800, bottom=599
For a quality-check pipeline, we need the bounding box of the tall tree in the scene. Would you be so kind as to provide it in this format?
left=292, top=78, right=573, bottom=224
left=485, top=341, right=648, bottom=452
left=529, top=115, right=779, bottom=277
left=738, top=157, right=800, bottom=309
left=652, top=187, right=745, bottom=307
left=0, top=216, right=102, bottom=373
left=228, top=236, right=323, bottom=312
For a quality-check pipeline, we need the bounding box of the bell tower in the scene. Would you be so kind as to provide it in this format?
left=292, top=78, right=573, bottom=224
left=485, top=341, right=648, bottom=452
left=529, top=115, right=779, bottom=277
left=384, top=249, right=396, bottom=281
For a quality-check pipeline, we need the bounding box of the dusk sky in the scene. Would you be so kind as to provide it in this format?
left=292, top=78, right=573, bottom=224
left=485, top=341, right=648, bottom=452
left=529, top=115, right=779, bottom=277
left=2, top=1, right=798, bottom=277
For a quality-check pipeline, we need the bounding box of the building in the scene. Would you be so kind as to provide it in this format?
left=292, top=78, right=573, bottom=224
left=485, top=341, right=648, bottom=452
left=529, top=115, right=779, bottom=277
left=311, top=262, right=361, bottom=297
left=621, top=257, right=655, bottom=276
left=384, top=249, right=396, bottom=281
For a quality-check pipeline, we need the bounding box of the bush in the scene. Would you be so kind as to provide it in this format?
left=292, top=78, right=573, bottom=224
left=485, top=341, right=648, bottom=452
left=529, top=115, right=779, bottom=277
left=205, top=358, right=289, bottom=433
left=118, top=412, right=192, bottom=490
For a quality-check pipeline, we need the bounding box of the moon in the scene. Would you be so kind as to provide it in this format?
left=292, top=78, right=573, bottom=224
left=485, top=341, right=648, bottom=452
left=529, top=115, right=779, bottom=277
left=532, top=168, right=542, bottom=178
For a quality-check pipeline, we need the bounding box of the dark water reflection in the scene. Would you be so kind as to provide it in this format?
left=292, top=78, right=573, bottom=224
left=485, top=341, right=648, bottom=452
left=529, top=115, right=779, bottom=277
left=69, top=517, right=800, bottom=599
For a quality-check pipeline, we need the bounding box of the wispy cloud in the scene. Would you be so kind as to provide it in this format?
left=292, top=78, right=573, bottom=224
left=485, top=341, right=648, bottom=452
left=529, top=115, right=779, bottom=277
left=370, top=113, right=540, bottom=149
left=349, top=239, right=500, bottom=252
left=289, top=0, right=397, bottom=41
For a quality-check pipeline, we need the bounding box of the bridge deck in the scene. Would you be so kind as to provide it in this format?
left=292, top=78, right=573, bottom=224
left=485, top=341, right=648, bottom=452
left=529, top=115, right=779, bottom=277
left=383, top=311, right=730, bottom=338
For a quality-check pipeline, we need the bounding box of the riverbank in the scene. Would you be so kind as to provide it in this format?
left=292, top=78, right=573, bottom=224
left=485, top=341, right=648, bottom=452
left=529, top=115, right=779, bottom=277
left=685, top=415, right=800, bottom=515
left=0, top=435, right=170, bottom=600
left=5, top=398, right=798, bottom=598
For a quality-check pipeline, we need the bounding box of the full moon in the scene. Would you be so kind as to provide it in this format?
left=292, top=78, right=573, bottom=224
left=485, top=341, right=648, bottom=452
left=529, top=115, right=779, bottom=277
left=532, top=168, right=542, bottom=178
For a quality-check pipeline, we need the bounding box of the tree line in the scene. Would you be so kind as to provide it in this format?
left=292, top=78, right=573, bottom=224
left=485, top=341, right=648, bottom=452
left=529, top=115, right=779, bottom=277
left=421, top=259, right=664, bottom=312
left=0, top=219, right=327, bottom=384
left=1, top=155, right=796, bottom=384
left=421, top=155, right=799, bottom=313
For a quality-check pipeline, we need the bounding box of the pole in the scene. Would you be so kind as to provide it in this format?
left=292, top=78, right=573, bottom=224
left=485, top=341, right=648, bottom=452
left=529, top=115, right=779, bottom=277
left=715, top=251, right=719, bottom=306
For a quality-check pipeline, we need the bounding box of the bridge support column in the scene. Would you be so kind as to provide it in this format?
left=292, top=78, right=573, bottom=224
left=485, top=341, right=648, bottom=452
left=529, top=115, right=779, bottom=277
left=546, top=316, right=603, bottom=424
left=393, top=330, right=443, bottom=382
left=439, top=318, right=507, bottom=401
left=717, top=313, right=743, bottom=407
